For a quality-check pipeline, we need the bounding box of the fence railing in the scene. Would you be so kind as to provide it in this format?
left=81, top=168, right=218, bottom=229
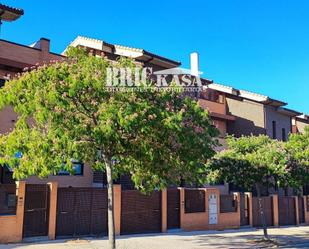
left=220, top=195, right=237, bottom=213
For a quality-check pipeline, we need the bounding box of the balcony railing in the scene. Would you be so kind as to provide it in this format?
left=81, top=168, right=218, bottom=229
left=198, top=98, right=226, bottom=115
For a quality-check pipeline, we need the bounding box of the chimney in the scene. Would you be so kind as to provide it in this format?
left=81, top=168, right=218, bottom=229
left=38, top=38, right=50, bottom=52
left=190, top=52, right=199, bottom=77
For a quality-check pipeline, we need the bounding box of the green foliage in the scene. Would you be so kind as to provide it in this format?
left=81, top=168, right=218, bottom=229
left=0, top=47, right=219, bottom=192
left=206, top=134, right=308, bottom=191
left=284, top=127, right=309, bottom=188
left=285, top=126, right=309, bottom=167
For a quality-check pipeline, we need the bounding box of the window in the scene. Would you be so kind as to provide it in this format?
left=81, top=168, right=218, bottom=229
left=0, top=79, right=6, bottom=88
left=282, top=128, right=286, bottom=142
left=57, top=161, right=84, bottom=176
left=272, top=121, right=277, bottom=139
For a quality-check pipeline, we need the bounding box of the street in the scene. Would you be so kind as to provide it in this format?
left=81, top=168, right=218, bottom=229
left=1, top=226, right=309, bottom=249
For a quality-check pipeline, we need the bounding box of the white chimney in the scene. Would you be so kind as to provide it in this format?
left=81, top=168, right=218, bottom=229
left=190, top=52, right=199, bottom=77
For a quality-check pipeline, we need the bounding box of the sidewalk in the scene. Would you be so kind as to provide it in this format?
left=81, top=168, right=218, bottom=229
left=1, top=226, right=309, bottom=249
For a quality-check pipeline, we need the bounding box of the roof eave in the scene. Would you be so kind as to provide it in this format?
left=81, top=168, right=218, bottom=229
left=0, top=4, right=24, bottom=21
left=277, top=107, right=302, bottom=117
left=142, top=50, right=181, bottom=67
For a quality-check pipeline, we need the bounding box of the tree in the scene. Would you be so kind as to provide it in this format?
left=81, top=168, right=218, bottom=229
left=0, top=48, right=218, bottom=249
left=205, top=135, right=296, bottom=239
left=286, top=126, right=309, bottom=165
left=285, top=126, right=309, bottom=193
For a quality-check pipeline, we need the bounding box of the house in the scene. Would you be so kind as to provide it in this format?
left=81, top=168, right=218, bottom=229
left=0, top=4, right=66, bottom=186
left=0, top=37, right=67, bottom=184
left=201, top=83, right=303, bottom=195
left=1, top=35, right=204, bottom=188
left=64, top=35, right=181, bottom=71
left=206, top=83, right=301, bottom=141
left=292, top=114, right=309, bottom=134
left=63, top=36, right=214, bottom=187
left=0, top=32, right=306, bottom=191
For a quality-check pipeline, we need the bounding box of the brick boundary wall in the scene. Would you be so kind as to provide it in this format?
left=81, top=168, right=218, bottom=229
left=179, top=188, right=241, bottom=231
left=1, top=183, right=308, bottom=243
left=0, top=181, right=25, bottom=243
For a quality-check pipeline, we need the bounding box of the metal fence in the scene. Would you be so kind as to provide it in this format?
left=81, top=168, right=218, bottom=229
left=56, top=187, right=108, bottom=237
left=121, top=190, right=161, bottom=235
left=220, top=195, right=237, bottom=213
left=278, top=196, right=296, bottom=226
left=184, top=189, right=205, bottom=213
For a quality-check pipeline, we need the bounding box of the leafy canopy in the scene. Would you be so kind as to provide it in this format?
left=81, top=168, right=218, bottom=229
left=205, top=134, right=308, bottom=191
left=285, top=126, right=309, bottom=168
left=0, top=48, right=219, bottom=192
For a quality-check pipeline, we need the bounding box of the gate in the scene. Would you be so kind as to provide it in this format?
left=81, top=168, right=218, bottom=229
left=121, top=190, right=161, bottom=235
left=56, top=188, right=108, bottom=237
left=252, top=196, right=273, bottom=227
left=298, top=196, right=305, bottom=224
left=23, top=184, right=50, bottom=237
left=278, top=196, right=296, bottom=226
left=240, top=194, right=250, bottom=226
left=167, top=189, right=180, bottom=229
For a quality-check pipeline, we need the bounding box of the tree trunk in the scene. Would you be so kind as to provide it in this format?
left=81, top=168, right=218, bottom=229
left=106, top=160, right=116, bottom=249
left=255, top=183, right=269, bottom=240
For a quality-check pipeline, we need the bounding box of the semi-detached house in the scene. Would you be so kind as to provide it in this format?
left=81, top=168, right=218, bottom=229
left=0, top=34, right=308, bottom=192
left=1, top=3, right=309, bottom=243
left=207, top=83, right=301, bottom=140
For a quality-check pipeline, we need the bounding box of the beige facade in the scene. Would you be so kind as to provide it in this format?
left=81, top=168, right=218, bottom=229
left=265, top=105, right=292, bottom=140
left=25, top=164, right=94, bottom=187
left=226, top=96, right=265, bottom=136
left=208, top=84, right=299, bottom=140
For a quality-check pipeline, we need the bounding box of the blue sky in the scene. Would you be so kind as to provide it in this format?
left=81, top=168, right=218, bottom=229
left=2, top=0, right=309, bottom=113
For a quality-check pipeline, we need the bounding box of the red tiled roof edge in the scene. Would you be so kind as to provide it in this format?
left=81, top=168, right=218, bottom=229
left=0, top=4, right=24, bottom=15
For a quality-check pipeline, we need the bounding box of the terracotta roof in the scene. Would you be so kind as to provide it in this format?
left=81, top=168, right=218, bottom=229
left=0, top=4, right=24, bottom=15
left=208, top=83, right=287, bottom=107
left=64, top=36, right=181, bottom=67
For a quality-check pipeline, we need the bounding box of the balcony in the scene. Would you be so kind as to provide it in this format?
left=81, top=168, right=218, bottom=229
left=198, top=98, right=235, bottom=122
left=198, top=98, right=226, bottom=115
